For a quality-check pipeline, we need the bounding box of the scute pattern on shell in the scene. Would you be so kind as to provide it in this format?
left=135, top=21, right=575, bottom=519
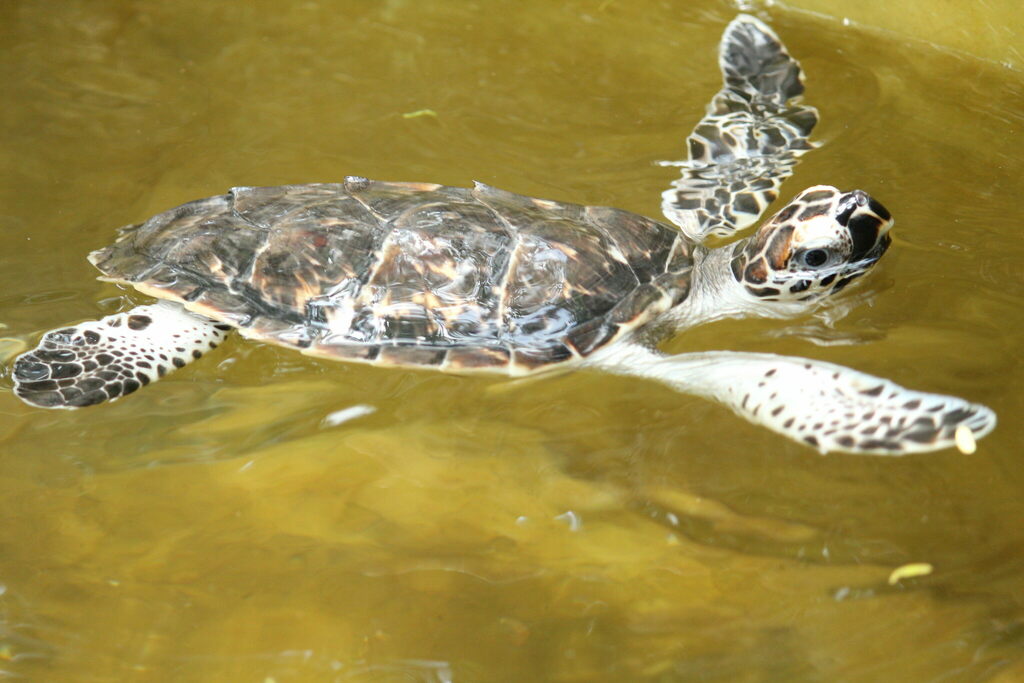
left=88, top=179, right=694, bottom=374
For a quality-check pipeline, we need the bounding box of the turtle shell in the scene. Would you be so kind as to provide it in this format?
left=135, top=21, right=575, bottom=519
left=89, top=178, right=693, bottom=375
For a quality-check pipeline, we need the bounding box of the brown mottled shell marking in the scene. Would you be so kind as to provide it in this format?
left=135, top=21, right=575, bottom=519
left=89, top=179, right=693, bottom=375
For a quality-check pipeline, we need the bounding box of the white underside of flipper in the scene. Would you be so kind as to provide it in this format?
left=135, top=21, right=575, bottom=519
left=13, top=301, right=229, bottom=409
left=588, top=344, right=996, bottom=455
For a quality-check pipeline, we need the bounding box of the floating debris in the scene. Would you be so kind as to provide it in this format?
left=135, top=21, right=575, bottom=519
left=954, top=425, right=977, bottom=454
left=402, top=109, right=438, bottom=119
left=554, top=510, right=581, bottom=532
left=887, top=562, right=933, bottom=585
left=321, top=404, right=376, bottom=428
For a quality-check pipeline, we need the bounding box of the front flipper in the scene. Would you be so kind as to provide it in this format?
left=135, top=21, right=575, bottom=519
left=13, top=301, right=229, bottom=409
left=661, top=14, right=819, bottom=242
left=590, top=345, right=996, bottom=455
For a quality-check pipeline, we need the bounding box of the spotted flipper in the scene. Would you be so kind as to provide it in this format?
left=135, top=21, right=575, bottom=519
left=12, top=301, right=229, bottom=409
left=661, top=14, right=819, bottom=242
left=592, top=346, right=996, bottom=455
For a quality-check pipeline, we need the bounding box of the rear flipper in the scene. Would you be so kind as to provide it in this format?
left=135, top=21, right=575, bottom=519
left=591, top=345, right=996, bottom=455
left=661, top=14, right=819, bottom=242
left=13, top=301, right=229, bottom=409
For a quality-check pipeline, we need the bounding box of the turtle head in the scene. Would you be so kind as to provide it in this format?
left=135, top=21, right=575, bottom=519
left=730, top=185, right=893, bottom=303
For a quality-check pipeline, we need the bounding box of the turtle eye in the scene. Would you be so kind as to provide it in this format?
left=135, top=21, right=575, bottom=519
left=801, top=249, right=829, bottom=268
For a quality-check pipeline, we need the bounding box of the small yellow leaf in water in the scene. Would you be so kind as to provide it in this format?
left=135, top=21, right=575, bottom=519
left=498, top=616, right=531, bottom=646
left=888, top=562, right=934, bottom=585
left=955, top=425, right=977, bottom=454
left=402, top=109, right=438, bottom=119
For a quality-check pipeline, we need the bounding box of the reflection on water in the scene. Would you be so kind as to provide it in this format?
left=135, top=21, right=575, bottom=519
left=1, top=0, right=1023, bottom=680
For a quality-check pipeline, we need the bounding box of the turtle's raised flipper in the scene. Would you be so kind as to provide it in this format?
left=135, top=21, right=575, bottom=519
left=13, top=301, right=229, bottom=409
left=590, top=345, right=996, bottom=455
left=661, top=14, right=819, bottom=242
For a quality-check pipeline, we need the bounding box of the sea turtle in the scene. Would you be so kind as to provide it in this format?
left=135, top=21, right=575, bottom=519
left=10, top=15, right=995, bottom=454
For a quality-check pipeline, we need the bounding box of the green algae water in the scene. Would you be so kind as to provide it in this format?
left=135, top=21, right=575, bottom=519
left=1, top=1, right=1023, bottom=680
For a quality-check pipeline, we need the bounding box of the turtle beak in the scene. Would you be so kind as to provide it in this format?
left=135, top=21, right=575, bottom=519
left=822, top=190, right=893, bottom=294
left=836, top=190, right=893, bottom=264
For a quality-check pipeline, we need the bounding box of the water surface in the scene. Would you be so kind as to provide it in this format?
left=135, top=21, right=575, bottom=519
left=1, top=1, right=1022, bottom=680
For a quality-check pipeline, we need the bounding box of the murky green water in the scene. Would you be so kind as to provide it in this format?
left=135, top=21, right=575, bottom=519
left=1, top=1, right=1022, bottom=680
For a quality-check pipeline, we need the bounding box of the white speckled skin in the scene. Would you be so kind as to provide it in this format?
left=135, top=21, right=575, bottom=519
left=13, top=301, right=227, bottom=408
left=586, top=344, right=996, bottom=455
